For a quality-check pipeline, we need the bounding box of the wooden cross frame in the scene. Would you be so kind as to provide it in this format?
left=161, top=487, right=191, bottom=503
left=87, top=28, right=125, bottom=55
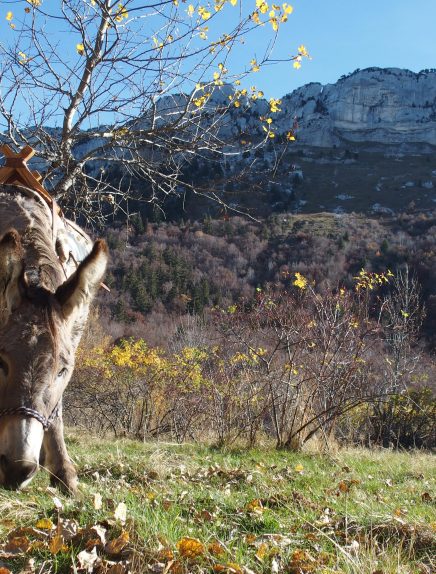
left=0, top=144, right=59, bottom=212
left=0, top=144, right=110, bottom=292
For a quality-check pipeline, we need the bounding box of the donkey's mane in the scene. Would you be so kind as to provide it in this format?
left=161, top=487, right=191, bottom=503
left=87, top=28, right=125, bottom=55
left=0, top=184, right=64, bottom=293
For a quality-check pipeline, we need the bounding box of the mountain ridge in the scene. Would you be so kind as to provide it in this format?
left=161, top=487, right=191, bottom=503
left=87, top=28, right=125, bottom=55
left=208, top=66, right=436, bottom=151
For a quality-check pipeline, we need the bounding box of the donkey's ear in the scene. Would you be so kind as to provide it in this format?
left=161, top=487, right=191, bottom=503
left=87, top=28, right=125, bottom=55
left=0, top=230, right=24, bottom=322
left=56, top=240, right=108, bottom=317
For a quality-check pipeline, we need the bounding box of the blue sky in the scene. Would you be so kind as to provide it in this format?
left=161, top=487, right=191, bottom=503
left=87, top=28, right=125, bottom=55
left=1, top=0, right=435, bottom=124
left=252, top=0, right=436, bottom=96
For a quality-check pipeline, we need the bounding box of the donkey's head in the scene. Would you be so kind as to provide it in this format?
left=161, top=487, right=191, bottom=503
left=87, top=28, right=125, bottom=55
left=0, top=229, right=107, bottom=489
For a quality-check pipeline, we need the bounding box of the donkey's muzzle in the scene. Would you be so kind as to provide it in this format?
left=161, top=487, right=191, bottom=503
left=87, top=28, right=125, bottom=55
left=0, top=454, right=38, bottom=488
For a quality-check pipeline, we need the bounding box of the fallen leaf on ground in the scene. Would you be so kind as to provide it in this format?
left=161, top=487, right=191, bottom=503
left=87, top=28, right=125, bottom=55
left=77, top=547, right=100, bottom=572
left=245, top=499, right=264, bottom=514
left=255, top=542, right=268, bottom=561
left=35, top=518, right=54, bottom=530
left=208, top=540, right=225, bottom=556
left=58, top=518, right=79, bottom=541
left=114, top=502, right=127, bottom=523
left=105, top=531, right=130, bottom=556
left=4, top=536, right=31, bottom=554
left=94, top=492, right=103, bottom=510
left=107, top=564, right=129, bottom=574
left=176, top=537, right=205, bottom=559
left=214, top=564, right=243, bottom=574
left=49, top=534, right=64, bottom=555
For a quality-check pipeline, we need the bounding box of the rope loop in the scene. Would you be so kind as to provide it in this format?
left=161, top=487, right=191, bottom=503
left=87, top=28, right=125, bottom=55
left=0, top=403, right=60, bottom=430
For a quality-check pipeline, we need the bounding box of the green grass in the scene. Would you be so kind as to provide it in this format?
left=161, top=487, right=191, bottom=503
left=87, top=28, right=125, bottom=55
left=0, top=434, right=434, bottom=573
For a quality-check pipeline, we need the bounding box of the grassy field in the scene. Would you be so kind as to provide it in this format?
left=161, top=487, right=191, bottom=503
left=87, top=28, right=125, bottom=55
left=0, top=435, right=434, bottom=573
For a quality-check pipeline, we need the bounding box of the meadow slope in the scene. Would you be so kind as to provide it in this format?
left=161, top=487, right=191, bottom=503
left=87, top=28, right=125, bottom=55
left=0, top=436, right=434, bottom=573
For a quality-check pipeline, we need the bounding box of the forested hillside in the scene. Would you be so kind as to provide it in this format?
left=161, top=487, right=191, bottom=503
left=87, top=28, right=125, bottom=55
left=98, top=210, right=436, bottom=349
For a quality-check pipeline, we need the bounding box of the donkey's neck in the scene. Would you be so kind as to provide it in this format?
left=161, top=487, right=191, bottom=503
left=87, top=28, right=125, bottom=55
left=0, top=190, right=64, bottom=293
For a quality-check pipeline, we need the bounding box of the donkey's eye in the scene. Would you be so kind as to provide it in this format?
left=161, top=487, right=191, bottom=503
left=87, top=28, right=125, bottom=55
left=0, top=357, right=9, bottom=377
left=57, top=367, right=68, bottom=378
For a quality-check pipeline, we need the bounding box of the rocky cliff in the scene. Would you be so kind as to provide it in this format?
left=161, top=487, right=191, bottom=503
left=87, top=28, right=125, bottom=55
left=262, top=67, right=436, bottom=150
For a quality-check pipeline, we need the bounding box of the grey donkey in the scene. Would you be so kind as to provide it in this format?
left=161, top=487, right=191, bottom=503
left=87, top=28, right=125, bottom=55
left=0, top=185, right=108, bottom=494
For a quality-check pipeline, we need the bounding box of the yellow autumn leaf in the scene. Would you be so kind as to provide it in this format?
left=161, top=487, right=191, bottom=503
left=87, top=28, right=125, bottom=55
left=293, top=60, right=301, bottom=69
left=245, top=498, right=264, bottom=514
left=283, top=2, right=293, bottom=14
left=198, top=6, right=211, bottom=19
left=36, top=518, right=54, bottom=530
left=213, top=563, right=243, bottom=574
left=295, top=463, right=304, bottom=472
left=286, top=131, right=296, bottom=141
left=187, top=4, right=195, bottom=16
left=76, top=43, right=85, bottom=55
left=269, top=97, right=281, bottom=112
left=177, top=536, right=205, bottom=559
left=251, top=11, right=261, bottom=24
left=250, top=59, right=260, bottom=72
left=114, top=3, right=128, bottom=22
left=256, top=542, right=269, bottom=561
left=293, top=272, right=307, bottom=289
left=230, top=0, right=238, bottom=5
left=208, top=540, right=225, bottom=556
left=18, top=51, right=28, bottom=65
left=269, top=16, right=278, bottom=31
left=256, top=0, right=269, bottom=14
left=298, top=44, right=308, bottom=56
left=6, top=12, right=13, bottom=21
left=49, top=534, right=65, bottom=555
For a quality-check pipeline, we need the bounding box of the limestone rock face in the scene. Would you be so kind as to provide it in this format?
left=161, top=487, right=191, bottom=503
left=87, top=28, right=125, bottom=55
left=274, top=68, right=436, bottom=148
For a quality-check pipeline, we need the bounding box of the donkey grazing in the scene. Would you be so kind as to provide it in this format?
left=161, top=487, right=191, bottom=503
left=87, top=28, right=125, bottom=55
left=0, top=184, right=108, bottom=493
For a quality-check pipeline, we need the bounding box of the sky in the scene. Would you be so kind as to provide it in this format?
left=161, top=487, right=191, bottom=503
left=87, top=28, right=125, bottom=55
left=249, top=0, right=436, bottom=97
left=1, top=0, right=436, bottom=125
